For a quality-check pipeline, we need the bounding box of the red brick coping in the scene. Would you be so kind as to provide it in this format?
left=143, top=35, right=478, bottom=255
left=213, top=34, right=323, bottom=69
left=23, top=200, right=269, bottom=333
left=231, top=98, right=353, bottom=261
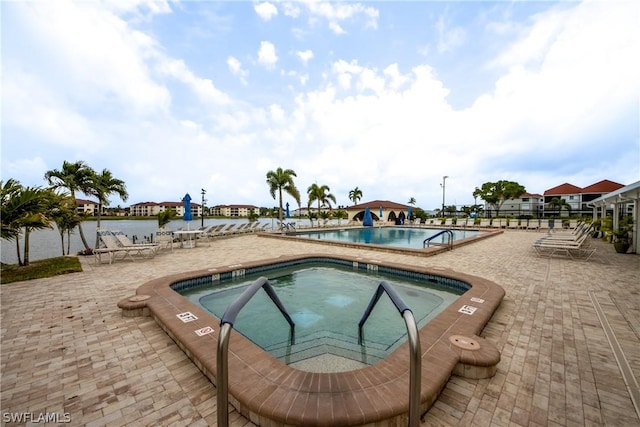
left=119, top=254, right=504, bottom=426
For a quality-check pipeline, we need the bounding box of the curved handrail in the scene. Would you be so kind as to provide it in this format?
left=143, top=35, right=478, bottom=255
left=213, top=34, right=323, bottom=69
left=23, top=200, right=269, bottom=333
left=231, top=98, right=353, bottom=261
left=217, top=277, right=295, bottom=427
left=423, top=229, right=454, bottom=249
left=357, top=281, right=421, bottom=427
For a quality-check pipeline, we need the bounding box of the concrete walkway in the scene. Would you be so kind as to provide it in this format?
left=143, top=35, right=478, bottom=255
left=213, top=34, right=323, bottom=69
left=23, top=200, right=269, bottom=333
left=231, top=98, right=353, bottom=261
left=1, top=231, right=638, bottom=426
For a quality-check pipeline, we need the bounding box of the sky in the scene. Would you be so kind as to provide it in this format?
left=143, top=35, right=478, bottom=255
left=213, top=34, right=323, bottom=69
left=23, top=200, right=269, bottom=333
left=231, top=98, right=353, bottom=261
left=2, top=0, right=639, bottom=212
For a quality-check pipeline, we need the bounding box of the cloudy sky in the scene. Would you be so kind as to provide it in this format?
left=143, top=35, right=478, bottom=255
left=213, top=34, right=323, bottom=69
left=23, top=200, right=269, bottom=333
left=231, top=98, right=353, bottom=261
left=2, top=0, right=639, bottom=211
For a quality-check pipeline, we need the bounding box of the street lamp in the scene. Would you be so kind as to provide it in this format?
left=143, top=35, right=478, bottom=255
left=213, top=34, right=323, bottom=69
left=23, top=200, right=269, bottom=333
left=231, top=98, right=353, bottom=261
left=440, top=176, right=449, bottom=217
left=201, top=188, right=207, bottom=228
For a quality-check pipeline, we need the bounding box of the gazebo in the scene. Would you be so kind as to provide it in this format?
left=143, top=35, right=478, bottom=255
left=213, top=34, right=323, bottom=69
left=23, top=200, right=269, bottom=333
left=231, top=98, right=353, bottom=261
left=346, top=200, right=412, bottom=224
left=589, top=180, right=640, bottom=254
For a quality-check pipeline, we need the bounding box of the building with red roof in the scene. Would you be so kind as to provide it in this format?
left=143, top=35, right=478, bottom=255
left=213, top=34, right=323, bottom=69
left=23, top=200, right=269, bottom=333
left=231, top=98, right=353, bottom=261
left=543, top=179, right=624, bottom=217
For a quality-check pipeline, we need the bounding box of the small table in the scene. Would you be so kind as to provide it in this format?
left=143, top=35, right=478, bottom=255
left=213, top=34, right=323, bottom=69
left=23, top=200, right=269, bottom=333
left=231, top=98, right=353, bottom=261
left=172, top=230, right=203, bottom=249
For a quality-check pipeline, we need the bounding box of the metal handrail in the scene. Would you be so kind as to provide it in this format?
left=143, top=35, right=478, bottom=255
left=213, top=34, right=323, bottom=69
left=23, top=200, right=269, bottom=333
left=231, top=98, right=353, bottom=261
left=358, top=281, right=421, bottom=427
left=423, top=229, right=454, bottom=249
left=217, top=277, right=295, bottom=427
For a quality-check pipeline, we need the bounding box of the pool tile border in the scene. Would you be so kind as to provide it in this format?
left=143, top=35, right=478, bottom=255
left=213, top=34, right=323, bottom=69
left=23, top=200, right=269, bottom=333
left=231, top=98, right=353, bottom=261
left=119, top=253, right=505, bottom=426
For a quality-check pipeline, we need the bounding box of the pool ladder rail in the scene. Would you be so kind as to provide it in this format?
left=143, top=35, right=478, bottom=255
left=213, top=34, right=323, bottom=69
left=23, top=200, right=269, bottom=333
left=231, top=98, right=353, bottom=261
left=423, top=229, right=454, bottom=250
left=217, top=277, right=421, bottom=427
left=217, top=277, right=295, bottom=427
left=358, top=281, right=421, bottom=427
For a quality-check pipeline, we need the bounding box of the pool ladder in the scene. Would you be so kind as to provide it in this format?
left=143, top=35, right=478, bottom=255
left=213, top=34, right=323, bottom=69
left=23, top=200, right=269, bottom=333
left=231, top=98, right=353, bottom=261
left=423, top=229, right=454, bottom=250
left=358, top=281, right=422, bottom=427
left=217, top=277, right=295, bottom=427
left=217, top=278, right=421, bottom=427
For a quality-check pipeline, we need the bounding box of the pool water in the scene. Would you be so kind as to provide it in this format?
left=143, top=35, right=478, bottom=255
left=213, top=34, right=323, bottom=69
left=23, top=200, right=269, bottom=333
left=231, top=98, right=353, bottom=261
left=292, top=226, right=482, bottom=250
left=180, top=265, right=461, bottom=365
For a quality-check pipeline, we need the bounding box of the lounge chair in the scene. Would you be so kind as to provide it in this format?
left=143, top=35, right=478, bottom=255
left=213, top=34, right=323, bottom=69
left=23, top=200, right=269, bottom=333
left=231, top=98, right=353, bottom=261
left=532, top=233, right=596, bottom=260
left=111, top=230, right=160, bottom=256
left=94, top=230, right=155, bottom=264
left=155, top=230, right=174, bottom=251
left=526, top=219, right=540, bottom=231
left=538, top=220, right=550, bottom=232
left=506, top=219, right=519, bottom=230
left=443, top=218, right=453, bottom=227
left=478, top=219, right=491, bottom=228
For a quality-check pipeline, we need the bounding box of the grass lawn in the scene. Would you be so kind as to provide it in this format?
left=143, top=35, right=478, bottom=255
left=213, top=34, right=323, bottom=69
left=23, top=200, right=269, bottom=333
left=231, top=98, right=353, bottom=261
left=1, top=256, right=83, bottom=284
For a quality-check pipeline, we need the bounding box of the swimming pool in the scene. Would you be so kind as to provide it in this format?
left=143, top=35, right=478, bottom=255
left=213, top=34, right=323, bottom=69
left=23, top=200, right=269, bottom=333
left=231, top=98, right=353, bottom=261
left=261, top=226, right=502, bottom=256
left=179, top=264, right=462, bottom=366
left=123, top=254, right=505, bottom=426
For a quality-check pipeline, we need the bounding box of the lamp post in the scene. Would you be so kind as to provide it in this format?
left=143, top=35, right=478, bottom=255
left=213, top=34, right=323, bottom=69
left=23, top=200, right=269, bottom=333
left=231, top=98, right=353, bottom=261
left=201, top=188, right=207, bottom=228
left=440, top=176, right=449, bottom=217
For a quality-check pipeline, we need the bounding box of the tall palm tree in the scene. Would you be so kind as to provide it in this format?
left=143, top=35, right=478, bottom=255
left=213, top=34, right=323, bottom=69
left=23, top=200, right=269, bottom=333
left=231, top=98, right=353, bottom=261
left=88, top=169, right=128, bottom=248
left=407, top=197, right=416, bottom=207
left=348, top=187, right=363, bottom=206
left=49, top=194, right=82, bottom=256
left=266, top=167, right=301, bottom=224
left=307, top=183, right=336, bottom=214
left=44, top=161, right=95, bottom=250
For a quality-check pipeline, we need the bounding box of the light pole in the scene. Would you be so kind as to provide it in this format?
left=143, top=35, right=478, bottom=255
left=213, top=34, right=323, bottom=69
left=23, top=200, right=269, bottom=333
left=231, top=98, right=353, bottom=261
left=441, top=176, right=448, bottom=217
left=201, top=188, right=207, bottom=228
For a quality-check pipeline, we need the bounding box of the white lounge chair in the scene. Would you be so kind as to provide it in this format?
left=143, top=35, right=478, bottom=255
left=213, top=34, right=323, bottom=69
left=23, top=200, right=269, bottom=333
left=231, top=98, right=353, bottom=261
left=155, top=230, right=174, bottom=251
left=111, top=230, right=160, bottom=256
left=532, top=234, right=596, bottom=260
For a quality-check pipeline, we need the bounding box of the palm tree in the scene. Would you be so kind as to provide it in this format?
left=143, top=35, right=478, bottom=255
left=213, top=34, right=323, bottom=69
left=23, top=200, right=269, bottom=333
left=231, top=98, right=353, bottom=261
left=48, top=191, right=81, bottom=255
left=266, top=167, right=301, bottom=224
left=88, top=169, right=128, bottom=248
left=348, top=187, right=363, bottom=206
left=408, top=197, right=416, bottom=207
left=44, top=161, right=95, bottom=250
left=547, top=197, right=572, bottom=217
left=307, top=183, right=336, bottom=226
left=1, top=179, right=22, bottom=243
left=1, top=181, right=54, bottom=265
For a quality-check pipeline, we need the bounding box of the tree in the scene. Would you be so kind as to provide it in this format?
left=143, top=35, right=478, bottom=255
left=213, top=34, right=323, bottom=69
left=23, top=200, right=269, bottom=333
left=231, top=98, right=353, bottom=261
left=407, top=197, right=416, bottom=207
left=348, top=187, right=363, bottom=206
left=473, top=180, right=526, bottom=217
left=48, top=192, right=82, bottom=255
left=44, top=161, right=95, bottom=250
left=157, top=209, right=178, bottom=229
left=266, top=168, right=301, bottom=224
left=547, top=197, right=572, bottom=217
left=1, top=181, right=54, bottom=265
left=307, top=183, right=336, bottom=227
left=87, top=169, right=128, bottom=248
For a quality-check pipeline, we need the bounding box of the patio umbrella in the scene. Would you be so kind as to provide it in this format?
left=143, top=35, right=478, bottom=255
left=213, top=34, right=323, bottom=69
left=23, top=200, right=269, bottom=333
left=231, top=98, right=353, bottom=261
left=182, top=193, right=193, bottom=228
left=363, top=207, right=373, bottom=227
left=407, top=206, right=412, bottom=219
left=286, top=202, right=290, bottom=218
left=379, top=206, right=383, bottom=220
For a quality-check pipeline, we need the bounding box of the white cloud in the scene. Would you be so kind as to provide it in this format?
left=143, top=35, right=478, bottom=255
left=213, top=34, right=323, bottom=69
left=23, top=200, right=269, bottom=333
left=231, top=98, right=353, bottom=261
left=304, top=2, right=379, bottom=34
left=254, top=2, right=278, bottom=21
left=227, top=56, right=249, bottom=84
left=296, top=49, right=314, bottom=65
left=257, top=40, right=278, bottom=69
left=158, top=57, right=230, bottom=105
left=435, top=14, right=466, bottom=53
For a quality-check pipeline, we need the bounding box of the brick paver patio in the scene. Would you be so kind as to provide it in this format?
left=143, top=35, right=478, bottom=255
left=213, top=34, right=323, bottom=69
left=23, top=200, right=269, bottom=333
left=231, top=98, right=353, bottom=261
left=1, top=230, right=638, bottom=426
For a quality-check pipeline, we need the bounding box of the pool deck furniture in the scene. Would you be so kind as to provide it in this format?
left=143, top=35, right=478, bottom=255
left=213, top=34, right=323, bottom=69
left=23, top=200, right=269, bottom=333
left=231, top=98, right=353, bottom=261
left=532, top=233, right=596, bottom=260
left=94, top=231, right=157, bottom=264
left=172, top=229, right=204, bottom=248
left=111, top=230, right=160, bottom=256
left=155, top=229, right=175, bottom=251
